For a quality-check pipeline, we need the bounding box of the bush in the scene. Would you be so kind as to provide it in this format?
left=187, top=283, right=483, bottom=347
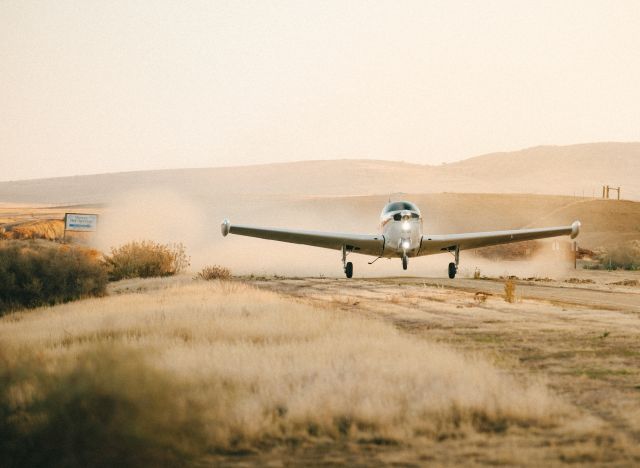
left=595, top=241, right=640, bottom=271
left=195, top=265, right=231, bottom=281
left=105, top=241, right=190, bottom=281
left=0, top=240, right=108, bottom=314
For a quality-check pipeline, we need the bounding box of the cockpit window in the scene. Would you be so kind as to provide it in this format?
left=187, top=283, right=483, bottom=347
left=382, top=201, right=420, bottom=215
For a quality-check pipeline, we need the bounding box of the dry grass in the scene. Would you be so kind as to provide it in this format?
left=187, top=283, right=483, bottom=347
left=0, top=279, right=567, bottom=461
left=504, top=279, right=516, bottom=303
left=194, top=265, right=231, bottom=281
left=105, top=240, right=190, bottom=281
left=597, top=240, right=640, bottom=270
left=0, top=219, right=64, bottom=241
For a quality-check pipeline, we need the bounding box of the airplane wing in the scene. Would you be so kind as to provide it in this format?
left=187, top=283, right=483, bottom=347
left=417, top=221, right=581, bottom=256
left=221, top=220, right=385, bottom=257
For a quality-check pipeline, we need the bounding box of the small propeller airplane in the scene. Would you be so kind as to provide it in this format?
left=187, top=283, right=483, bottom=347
left=221, top=200, right=580, bottom=278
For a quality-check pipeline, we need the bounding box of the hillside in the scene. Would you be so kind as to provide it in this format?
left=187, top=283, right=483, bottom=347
left=443, top=142, right=640, bottom=199
left=0, top=142, right=638, bottom=204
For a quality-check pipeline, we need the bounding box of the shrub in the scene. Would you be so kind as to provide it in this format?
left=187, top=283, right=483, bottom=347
left=595, top=241, right=640, bottom=271
left=504, top=279, right=516, bottom=303
left=195, top=265, right=231, bottom=281
left=105, top=241, right=190, bottom=281
left=0, top=240, right=108, bottom=314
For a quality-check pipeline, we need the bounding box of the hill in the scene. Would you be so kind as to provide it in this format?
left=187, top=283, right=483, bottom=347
left=0, top=142, right=638, bottom=204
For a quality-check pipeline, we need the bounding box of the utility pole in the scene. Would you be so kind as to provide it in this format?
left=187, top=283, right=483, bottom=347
left=602, top=185, right=622, bottom=200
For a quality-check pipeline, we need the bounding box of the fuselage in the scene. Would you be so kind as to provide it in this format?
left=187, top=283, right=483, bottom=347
left=379, top=201, right=423, bottom=258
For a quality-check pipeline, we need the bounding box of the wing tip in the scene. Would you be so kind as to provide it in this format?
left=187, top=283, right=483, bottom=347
left=221, top=219, right=231, bottom=237
left=571, top=220, right=581, bottom=239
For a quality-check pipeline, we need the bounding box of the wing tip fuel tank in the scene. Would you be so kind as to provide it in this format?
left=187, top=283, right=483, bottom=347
left=571, top=220, right=581, bottom=239
left=221, top=219, right=231, bottom=237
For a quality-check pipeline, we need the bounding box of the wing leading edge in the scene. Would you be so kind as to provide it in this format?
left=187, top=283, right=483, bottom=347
left=417, top=221, right=581, bottom=256
left=221, top=220, right=385, bottom=257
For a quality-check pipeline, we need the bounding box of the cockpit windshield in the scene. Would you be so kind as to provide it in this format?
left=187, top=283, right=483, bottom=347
left=382, top=201, right=420, bottom=215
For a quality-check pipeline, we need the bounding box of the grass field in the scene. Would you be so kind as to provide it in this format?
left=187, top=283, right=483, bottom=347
left=3, top=271, right=640, bottom=465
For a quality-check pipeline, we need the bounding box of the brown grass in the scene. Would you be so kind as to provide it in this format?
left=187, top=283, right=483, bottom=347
left=0, top=219, right=64, bottom=241
left=596, top=240, right=640, bottom=270
left=504, top=279, right=516, bottom=303
left=105, top=240, right=190, bottom=281
left=194, top=265, right=231, bottom=281
left=0, top=279, right=566, bottom=461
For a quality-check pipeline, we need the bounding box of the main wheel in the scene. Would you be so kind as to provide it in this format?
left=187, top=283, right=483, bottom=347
left=402, top=255, right=408, bottom=270
left=345, top=262, right=353, bottom=278
left=448, top=262, right=457, bottom=279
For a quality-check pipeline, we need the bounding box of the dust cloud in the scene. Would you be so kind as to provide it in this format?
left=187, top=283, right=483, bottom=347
left=91, top=189, right=576, bottom=279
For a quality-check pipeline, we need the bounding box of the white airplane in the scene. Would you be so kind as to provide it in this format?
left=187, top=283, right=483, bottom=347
left=221, top=200, right=581, bottom=278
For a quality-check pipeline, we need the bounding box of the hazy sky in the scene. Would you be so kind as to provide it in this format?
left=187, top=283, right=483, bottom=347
left=2, top=1, right=640, bottom=181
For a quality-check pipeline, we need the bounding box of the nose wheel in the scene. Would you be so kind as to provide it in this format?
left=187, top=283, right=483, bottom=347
left=402, top=255, right=408, bottom=270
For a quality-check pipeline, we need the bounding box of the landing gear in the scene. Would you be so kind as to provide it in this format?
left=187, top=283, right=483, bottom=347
left=342, top=245, right=354, bottom=278
left=345, top=262, right=353, bottom=278
left=402, top=255, right=408, bottom=270
left=448, top=245, right=460, bottom=279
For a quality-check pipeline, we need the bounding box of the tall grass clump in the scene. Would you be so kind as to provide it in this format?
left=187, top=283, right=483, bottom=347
left=0, top=347, right=206, bottom=468
left=504, top=279, right=516, bottom=303
left=195, top=265, right=231, bottom=281
left=0, top=240, right=107, bottom=314
left=105, top=240, right=190, bottom=281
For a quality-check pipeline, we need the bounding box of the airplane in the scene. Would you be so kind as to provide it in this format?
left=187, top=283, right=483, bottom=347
left=221, top=200, right=581, bottom=279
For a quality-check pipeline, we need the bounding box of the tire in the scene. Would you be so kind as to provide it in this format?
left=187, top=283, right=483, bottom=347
left=448, top=262, right=457, bottom=279
left=402, top=256, right=408, bottom=270
left=345, top=262, right=353, bottom=278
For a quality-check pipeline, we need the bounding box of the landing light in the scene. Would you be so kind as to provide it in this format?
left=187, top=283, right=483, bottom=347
left=402, top=221, right=411, bottom=231
left=402, top=240, right=411, bottom=250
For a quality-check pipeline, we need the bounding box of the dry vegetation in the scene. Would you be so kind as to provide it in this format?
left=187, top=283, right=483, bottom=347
left=0, top=280, right=569, bottom=465
left=0, top=240, right=107, bottom=314
left=593, top=240, right=640, bottom=270
left=251, top=275, right=640, bottom=464
left=0, top=219, right=64, bottom=241
left=194, top=265, right=231, bottom=281
left=503, top=279, right=516, bottom=303
left=105, top=240, right=190, bottom=281
left=0, top=239, right=196, bottom=315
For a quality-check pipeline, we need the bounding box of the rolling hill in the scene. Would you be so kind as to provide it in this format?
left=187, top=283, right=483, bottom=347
left=0, top=142, right=638, bottom=204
